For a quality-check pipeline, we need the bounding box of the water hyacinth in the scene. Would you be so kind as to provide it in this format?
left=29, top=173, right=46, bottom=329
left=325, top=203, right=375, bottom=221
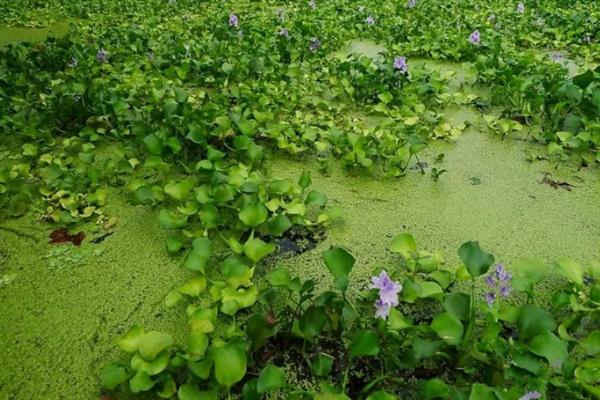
left=406, top=0, right=417, bottom=9
left=366, top=15, right=375, bottom=25
left=487, top=14, right=496, bottom=22
left=469, top=29, right=481, bottom=45
left=393, top=56, right=408, bottom=73
left=484, top=263, right=512, bottom=307
left=276, top=9, right=285, bottom=22
left=68, top=57, right=78, bottom=67
left=229, top=13, right=239, bottom=27
left=551, top=52, right=564, bottom=63
left=309, top=37, right=321, bottom=52
left=309, top=0, right=316, bottom=9
left=519, top=392, right=541, bottom=400
left=96, top=48, right=108, bottom=63
left=583, top=35, right=592, bottom=44
left=371, top=271, right=402, bottom=319
left=278, top=28, right=289, bottom=38
left=517, top=2, right=525, bottom=13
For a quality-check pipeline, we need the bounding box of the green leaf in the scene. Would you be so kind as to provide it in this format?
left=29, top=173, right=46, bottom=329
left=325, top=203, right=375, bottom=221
left=431, top=312, right=464, bottom=346
left=244, top=237, right=276, bottom=263
left=257, top=364, right=287, bottom=393
left=390, top=233, right=417, bottom=259
left=239, top=204, right=268, bottom=226
left=529, top=331, right=569, bottom=367
left=246, top=314, right=276, bottom=351
left=129, top=370, right=154, bottom=393
left=158, top=379, right=177, bottom=398
left=468, top=383, right=495, bottom=400
left=298, top=170, right=312, bottom=189
left=349, top=330, right=380, bottom=357
left=573, top=70, right=595, bottom=89
left=306, top=190, right=327, bottom=207
left=101, top=363, right=130, bottom=389
left=182, top=251, right=209, bottom=273
left=214, top=342, right=247, bottom=388
left=555, top=258, right=584, bottom=286
left=299, top=306, right=328, bottom=339
left=130, top=352, right=170, bottom=375
left=443, top=293, right=470, bottom=321
left=158, top=209, right=188, bottom=229
left=266, top=268, right=291, bottom=287
left=188, top=331, right=209, bottom=358
left=178, top=383, right=203, bottom=400
left=178, top=276, right=207, bottom=297
left=267, top=214, right=292, bottom=236
left=311, top=353, right=334, bottom=377
left=139, top=331, right=174, bottom=361
left=582, top=331, right=600, bottom=356
left=517, top=304, right=556, bottom=340
left=322, top=247, right=355, bottom=291
left=164, top=179, right=194, bottom=200
left=458, top=241, right=494, bottom=278
left=242, top=379, right=260, bottom=400
left=366, top=390, right=397, bottom=400
left=387, top=308, right=413, bottom=331
left=422, top=378, right=450, bottom=399
left=118, top=325, right=145, bottom=353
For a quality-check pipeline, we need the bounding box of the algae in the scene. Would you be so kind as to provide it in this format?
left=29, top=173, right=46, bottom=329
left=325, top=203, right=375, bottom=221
left=0, top=23, right=70, bottom=47
left=0, top=194, right=188, bottom=399
left=264, top=125, right=600, bottom=290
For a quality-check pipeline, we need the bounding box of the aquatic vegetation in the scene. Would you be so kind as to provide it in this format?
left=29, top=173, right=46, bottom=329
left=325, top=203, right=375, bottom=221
left=100, top=233, right=600, bottom=398
left=0, top=0, right=599, bottom=398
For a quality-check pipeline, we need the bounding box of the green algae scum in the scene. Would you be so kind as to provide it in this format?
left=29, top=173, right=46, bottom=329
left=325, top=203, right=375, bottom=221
left=1, top=0, right=600, bottom=399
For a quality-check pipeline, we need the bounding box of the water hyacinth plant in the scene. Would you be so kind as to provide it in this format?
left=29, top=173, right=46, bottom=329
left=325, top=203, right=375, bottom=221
left=393, top=55, right=408, bottom=73
left=407, top=0, right=417, bottom=9
left=520, top=391, right=542, bottom=400
left=95, top=48, right=108, bottom=63
left=365, top=15, right=375, bottom=25
left=484, top=263, right=512, bottom=306
left=517, top=2, right=525, bottom=13
left=309, top=37, right=321, bottom=52
left=229, top=13, right=238, bottom=27
left=370, top=271, right=402, bottom=319
left=469, top=29, right=481, bottom=45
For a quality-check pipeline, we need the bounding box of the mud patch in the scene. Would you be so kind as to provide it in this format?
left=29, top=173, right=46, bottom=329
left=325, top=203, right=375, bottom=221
left=275, top=226, right=327, bottom=257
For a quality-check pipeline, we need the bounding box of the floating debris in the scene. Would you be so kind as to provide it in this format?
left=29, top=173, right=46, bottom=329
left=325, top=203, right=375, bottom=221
left=541, top=174, right=574, bottom=191
left=49, top=228, right=85, bottom=246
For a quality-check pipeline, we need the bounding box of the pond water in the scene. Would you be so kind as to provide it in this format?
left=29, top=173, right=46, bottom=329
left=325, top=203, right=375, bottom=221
left=0, top=23, right=70, bottom=47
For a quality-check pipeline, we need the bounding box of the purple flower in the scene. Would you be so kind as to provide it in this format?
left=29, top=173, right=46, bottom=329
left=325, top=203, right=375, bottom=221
left=583, top=35, right=592, bottom=44
left=68, top=57, right=78, bottom=67
left=517, top=2, right=525, bottom=13
left=374, top=299, right=391, bottom=319
left=96, top=48, right=108, bottom=63
left=487, top=14, right=496, bottom=22
left=229, top=13, right=239, bottom=27
left=551, top=53, right=564, bottom=63
left=278, top=28, right=289, bottom=38
left=366, top=16, right=375, bottom=25
left=484, top=263, right=512, bottom=307
left=519, top=392, right=541, bottom=400
left=309, top=0, right=316, bottom=9
left=309, top=37, right=321, bottom=52
left=276, top=9, right=285, bottom=22
left=393, top=56, right=408, bottom=73
left=371, top=271, right=402, bottom=307
left=469, top=30, right=481, bottom=45
left=406, top=0, right=417, bottom=9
